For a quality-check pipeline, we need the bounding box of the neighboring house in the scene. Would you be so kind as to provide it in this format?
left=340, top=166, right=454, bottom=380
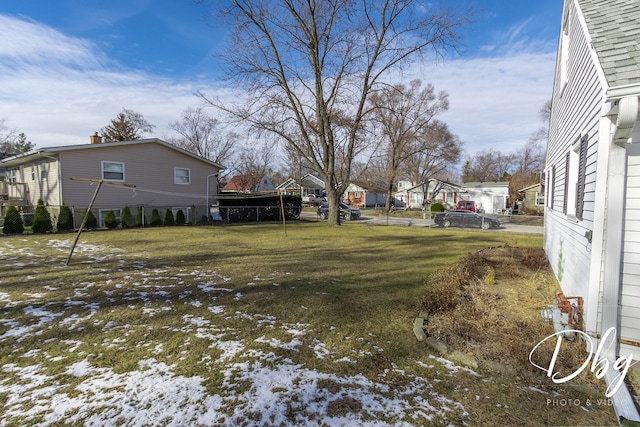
left=390, top=179, right=508, bottom=212
left=222, top=174, right=275, bottom=193
left=391, top=180, right=414, bottom=208
left=344, top=181, right=387, bottom=207
left=544, top=0, right=640, bottom=421
left=0, top=136, right=224, bottom=226
left=276, top=173, right=324, bottom=197
left=393, top=179, right=463, bottom=208
left=517, top=183, right=545, bottom=214
left=458, top=182, right=510, bottom=214
left=427, top=180, right=465, bottom=210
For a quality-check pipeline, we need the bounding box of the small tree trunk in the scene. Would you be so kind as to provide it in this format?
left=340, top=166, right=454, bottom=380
left=384, top=181, right=394, bottom=213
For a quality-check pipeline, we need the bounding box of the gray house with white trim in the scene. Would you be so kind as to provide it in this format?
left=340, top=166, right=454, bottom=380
left=0, top=137, right=224, bottom=226
left=544, top=0, right=640, bottom=421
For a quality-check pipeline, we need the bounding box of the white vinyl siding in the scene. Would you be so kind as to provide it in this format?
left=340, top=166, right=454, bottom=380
left=544, top=1, right=602, bottom=305
left=619, top=140, right=640, bottom=357
left=101, top=161, right=125, bottom=181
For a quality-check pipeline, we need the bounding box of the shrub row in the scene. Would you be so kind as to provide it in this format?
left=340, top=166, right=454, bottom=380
left=2, top=203, right=189, bottom=235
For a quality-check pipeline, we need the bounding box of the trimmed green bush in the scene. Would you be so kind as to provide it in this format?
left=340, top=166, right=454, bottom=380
left=104, top=209, right=118, bottom=229
left=32, top=199, right=53, bottom=234
left=57, top=204, right=74, bottom=231
left=82, top=208, right=98, bottom=229
left=176, top=209, right=186, bottom=226
left=3, top=206, right=24, bottom=235
left=164, top=209, right=175, bottom=226
left=150, top=208, right=163, bottom=227
left=430, top=202, right=445, bottom=212
left=121, top=205, right=135, bottom=228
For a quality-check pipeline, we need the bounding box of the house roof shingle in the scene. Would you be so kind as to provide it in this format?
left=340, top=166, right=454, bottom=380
left=222, top=175, right=265, bottom=192
left=578, top=0, right=640, bottom=88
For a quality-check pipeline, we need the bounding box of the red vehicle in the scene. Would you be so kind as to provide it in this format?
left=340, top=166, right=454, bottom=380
left=455, top=200, right=480, bottom=213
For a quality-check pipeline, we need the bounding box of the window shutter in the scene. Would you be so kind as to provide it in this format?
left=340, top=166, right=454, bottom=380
left=575, top=135, right=588, bottom=220
left=563, top=152, right=570, bottom=214
left=550, top=166, right=556, bottom=209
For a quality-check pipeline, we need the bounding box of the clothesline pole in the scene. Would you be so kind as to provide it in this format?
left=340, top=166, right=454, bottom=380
left=65, top=177, right=136, bottom=266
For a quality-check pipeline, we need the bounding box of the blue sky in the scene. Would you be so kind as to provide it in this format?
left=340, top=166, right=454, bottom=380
left=0, top=0, right=563, bottom=156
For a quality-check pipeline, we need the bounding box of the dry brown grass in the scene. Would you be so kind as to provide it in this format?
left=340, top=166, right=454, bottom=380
left=421, top=245, right=593, bottom=375
left=419, top=245, right=624, bottom=426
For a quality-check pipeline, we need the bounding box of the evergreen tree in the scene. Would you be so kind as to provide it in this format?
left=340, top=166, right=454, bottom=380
left=82, top=208, right=98, bottom=229
left=121, top=205, right=135, bottom=228
left=176, top=209, right=186, bottom=226
left=3, top=205, right=24, bottom=234
left=104, top=209, right=118, bottom=229
left=100, top=108, right=155, bottom=142
left=164, top=208, right=175, bottom=226
left=32, top=199, right=53, bottom=234
left=57, top=204, right=74, bottom=231
left=150, top=208, right=163, bottom=226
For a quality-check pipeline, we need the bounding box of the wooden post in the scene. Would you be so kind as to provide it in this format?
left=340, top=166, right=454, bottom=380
left=65, top=178, right=136, bottom=266
left=65, top=180, right=103, bottom=266
left=280, top=193, right=287, bottom=237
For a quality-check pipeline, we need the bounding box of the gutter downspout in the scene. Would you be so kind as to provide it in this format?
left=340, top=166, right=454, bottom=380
left=601, top=95, right=640, bottom=424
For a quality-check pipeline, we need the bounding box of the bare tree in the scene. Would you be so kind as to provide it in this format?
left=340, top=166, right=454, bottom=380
left=405, top=120, right=462, bottom=186
left=235, top=138, right=276, bottom=178
left=461, top=149, right=514, bottom=183
left=204, top=0, right=472, bottom=225
left=169, top=106, right=238, bottom=177
left=368, top=80, right=454, bottom=211
left=100, top=108, right=155, bottom=142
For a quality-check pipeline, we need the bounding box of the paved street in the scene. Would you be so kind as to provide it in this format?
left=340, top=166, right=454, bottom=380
left=300, top=211, right=543, bottom=234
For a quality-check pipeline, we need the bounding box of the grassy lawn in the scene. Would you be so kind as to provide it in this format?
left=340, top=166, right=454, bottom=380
left=0, top=222, right=617, bottom=426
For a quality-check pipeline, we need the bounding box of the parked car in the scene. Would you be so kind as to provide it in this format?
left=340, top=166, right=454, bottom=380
left=303, top=194, right=323, bottom=205
left=433, top=210, right=500, bottom=230
left=317, top=202, right=361, bottom=221
left=455, top=200, right=482, bottom=213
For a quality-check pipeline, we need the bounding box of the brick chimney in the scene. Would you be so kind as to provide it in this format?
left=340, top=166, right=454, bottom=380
left=90, top=132, right=102, bottom=144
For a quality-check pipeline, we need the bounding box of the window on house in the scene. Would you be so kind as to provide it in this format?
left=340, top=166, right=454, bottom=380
left=446, top=192, right=454, bottom=203
left=31, top=164, right=36, bottom=181
left=102, top=161, right=125, bottom=181
left=40, top=161, right=47, bottom=180
left=174, top=168, right=191, bottom=185
left=559, top=9, right=570, bottom=92
left=535, top=192, right=545, bottom=206
left=172, top=207, right=190, bottom=223
left=7, top=169, right=16, bottom=183
left=99, top=209, right=122, bottom=228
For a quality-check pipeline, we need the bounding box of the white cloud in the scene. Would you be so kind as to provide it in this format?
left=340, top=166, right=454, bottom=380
left=418, top=51, right=556, bottom=155
left=0, top=15, right=212, bottom=147
left=0, top=13, right=557, bottom=157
